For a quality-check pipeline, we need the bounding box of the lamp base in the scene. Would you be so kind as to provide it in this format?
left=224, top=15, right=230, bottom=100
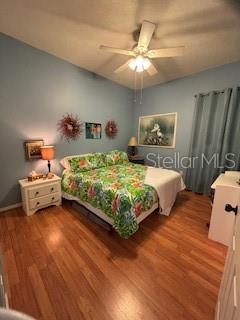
left=47, top=160, right=51, bottom=173
left=128, top=146, right=138, bottom=158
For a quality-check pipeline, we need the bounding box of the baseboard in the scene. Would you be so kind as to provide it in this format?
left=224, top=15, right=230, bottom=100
left=0, top=202, right=22, bottom=213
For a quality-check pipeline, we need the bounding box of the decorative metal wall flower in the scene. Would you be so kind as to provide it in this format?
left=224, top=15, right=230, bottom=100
left=105, top=120, right=118, bottom=139
left=57, top=113, right=83, bottom=142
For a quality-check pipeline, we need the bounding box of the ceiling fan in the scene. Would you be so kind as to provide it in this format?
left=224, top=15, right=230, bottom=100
left=99, top=20, right=184, bottom=76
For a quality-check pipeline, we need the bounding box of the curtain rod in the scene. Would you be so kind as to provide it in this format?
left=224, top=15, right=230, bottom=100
left=194, top=90, right=225, bottom=98
left=194, top=86, right=240, bottom=98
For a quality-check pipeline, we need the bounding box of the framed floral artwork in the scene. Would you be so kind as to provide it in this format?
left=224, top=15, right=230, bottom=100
left=138, top=112, right=177, bottom=148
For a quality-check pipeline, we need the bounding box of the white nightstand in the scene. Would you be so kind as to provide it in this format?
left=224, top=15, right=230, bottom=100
left=19, top=175, right=62, bottom=216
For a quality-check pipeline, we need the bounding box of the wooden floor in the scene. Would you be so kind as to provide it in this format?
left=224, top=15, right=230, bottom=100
left=0, top=191, right=226, bottom=320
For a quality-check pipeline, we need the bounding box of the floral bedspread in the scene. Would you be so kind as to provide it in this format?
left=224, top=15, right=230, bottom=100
left=61, top=163, right=158, bottom=238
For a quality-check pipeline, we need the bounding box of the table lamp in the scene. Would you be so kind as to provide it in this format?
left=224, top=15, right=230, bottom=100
left=128, top=136, right=138, bottom=157
left=40, top=145, right=55, bottom=172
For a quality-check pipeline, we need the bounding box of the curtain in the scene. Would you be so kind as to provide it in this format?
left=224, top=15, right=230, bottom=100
left=221, top=87, right=240, bottom=169
left=186, top=87, right=240, bottom=194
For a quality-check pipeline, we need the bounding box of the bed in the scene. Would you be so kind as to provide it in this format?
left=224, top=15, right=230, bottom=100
left=61, top=150, right=185, bottom=238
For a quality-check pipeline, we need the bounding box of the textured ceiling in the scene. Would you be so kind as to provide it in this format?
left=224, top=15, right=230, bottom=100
left=1, top=0, right=240, bottom=89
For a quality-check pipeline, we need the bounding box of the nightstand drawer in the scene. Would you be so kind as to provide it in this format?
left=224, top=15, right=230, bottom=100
left=29, top=192, right=60, bottom=210
left=28, top=182, right=60, bottom=199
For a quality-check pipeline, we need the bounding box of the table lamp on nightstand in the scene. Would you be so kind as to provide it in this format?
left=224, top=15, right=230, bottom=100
left=128, top=136, right=138, bottom=158
left=40, top=145, right=55, bottom=173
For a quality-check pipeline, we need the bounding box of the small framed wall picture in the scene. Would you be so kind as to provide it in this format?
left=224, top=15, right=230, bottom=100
left=24, top=140, right=44, bottom=160
left=85, top=122, right=102, bottom=139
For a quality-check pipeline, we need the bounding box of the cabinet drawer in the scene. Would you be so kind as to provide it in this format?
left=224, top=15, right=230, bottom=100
left=29, top=192, right=60, bottom=210
left=28, top=183, right=60, bottom=199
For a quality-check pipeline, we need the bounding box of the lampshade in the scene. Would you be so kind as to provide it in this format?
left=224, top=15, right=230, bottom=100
left=128, top=136, right=138, bottom=146
left=40, top=146, right=55, bottom=160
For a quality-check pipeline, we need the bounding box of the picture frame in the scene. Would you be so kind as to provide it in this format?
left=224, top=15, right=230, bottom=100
left=85, top=122, right=102, bottom=139
left=24, top=140, right=44, bottom=160
left=138, top=112, right=177, bottom=148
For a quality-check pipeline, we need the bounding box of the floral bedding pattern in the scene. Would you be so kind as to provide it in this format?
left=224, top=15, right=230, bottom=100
left=68, top=152, right=106, bottom=173
left=104, top=150, right=129, bottom=166
left=68, top=150, right=128, bottom=173
left=62, top=163, right=158, bottom=238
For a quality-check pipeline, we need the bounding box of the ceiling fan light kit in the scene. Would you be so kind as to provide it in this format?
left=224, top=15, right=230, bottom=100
left=128, top=56, right=151, bottom=72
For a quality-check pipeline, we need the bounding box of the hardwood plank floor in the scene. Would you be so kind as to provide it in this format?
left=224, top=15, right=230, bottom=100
left=0, top=191, right=227, bottom=320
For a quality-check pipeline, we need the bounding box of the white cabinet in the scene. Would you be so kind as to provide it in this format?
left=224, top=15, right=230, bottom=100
left=208, top=172, right=240, bottom=246
left=215, top=189, right=240, bottom=319
left=19, top=175, right=61, bottom=216
left=0, top=252, right=8, bottom=308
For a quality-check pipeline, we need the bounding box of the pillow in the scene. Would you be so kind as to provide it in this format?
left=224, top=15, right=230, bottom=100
left=68, top=153, right=106, bottom=173
left=60, top=153, right=91, bottom=170
left=104, top=150, right=129, bottom=166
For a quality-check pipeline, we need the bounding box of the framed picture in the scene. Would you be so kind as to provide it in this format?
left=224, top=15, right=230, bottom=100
left=138, top=112, right=177, bottom=148
left=85, top=122, right=102, bottom=139
left=24, top=140, right=44, bottom=160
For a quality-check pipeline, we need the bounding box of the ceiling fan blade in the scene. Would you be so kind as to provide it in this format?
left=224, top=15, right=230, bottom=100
left=138, top=20, right=156, bottom=51
left=146, top=62, right=158, bottom=76
left=147, top=46, right=184, bottom=58
left=114, top=59, right=132, bottom=74
left=99, top=45, right=135, bottom=56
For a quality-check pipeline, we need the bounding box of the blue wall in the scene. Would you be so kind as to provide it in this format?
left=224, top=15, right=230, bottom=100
left=2, top=31, right=240, bottom=208
left=132, top=61, right=240, bottom=171
left=0, top=33, right=133, bottom=207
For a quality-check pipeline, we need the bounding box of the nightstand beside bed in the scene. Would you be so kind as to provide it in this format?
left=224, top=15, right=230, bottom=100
left=19, top=175, right=61, bottom=216
left=128, top=157, right=145, bottom=165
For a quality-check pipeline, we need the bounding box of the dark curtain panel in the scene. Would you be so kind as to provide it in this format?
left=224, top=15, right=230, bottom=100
left=220, top=87, right=240, bottom=170
left=186, top=87, right=240, bottom=194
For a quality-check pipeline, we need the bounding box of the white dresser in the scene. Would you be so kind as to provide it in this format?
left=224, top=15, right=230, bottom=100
left=19, top=175, right=61, bottom=216
left=209, top=171, right=240, bottom=246
left=215, top=188, right=240, bottom=319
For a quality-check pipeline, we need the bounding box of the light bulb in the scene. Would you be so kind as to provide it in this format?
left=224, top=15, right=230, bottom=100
left=143, top=58, right=151, bottom=70
left=136, top=64, right=144, bottom=72
left=129, top=59, right=136, bottom=70
left=128, top=56, right=151, bottom=72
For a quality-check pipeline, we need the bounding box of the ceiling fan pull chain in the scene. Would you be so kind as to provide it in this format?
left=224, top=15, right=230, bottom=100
left=140, top=72, right=143, bottom=104
left=134, top=69, right=137, bottom=103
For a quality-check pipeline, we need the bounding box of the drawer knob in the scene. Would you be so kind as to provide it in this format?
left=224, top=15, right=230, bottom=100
left=225, top=204, right=238, bottom=215
left=52, top=197, right=55, bottom=201
left=35, top=191, right=39, bottom=195
left=51, top=187, right=54, bottom=191
left=36, top=202, right=40, bottom=206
